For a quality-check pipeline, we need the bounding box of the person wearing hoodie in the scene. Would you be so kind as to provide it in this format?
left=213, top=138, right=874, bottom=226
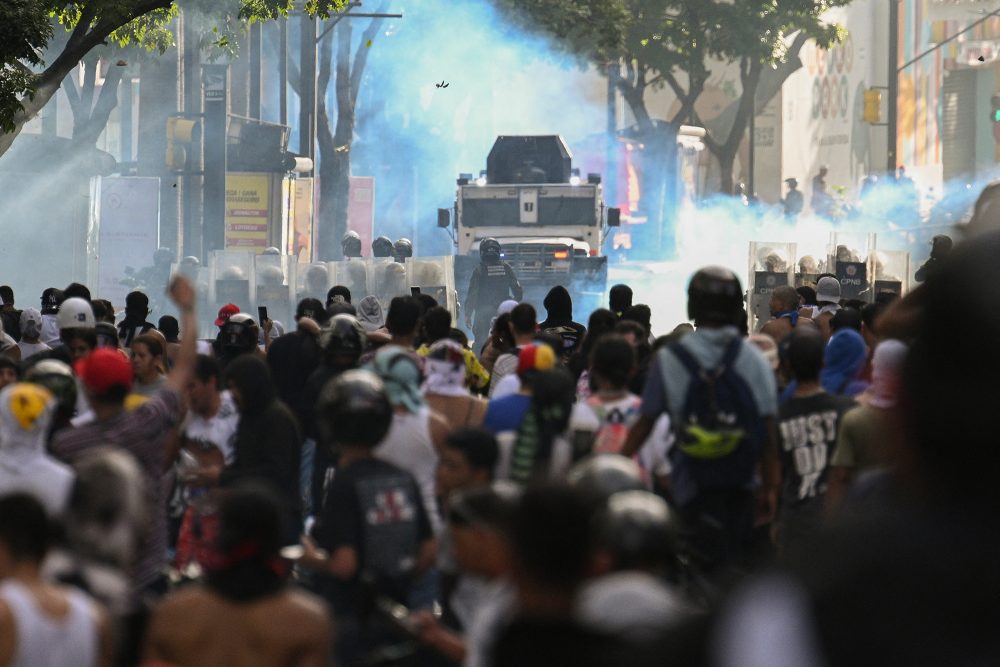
left=221, top=355, right=302, bottom=546
left=117, top=291, right=156, bottom=349
left=356, top=295, right=385, bottom=332
left=0, top=383, right=75, bottom=516
left=539, top=285, right=587, bottom=360
left=609, top=284, right=633, bottom=318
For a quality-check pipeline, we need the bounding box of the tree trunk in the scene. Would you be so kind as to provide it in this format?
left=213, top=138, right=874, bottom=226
left=317, top=19, right=354, bottom=261
left=315, top=2, right=389, bottom=261
left=703, top=59, right=763, bottom=195
left=716, top=149, right=737, bottom=196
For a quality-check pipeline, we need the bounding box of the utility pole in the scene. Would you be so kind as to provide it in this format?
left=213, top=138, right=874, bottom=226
left=202, top=64, right=228, bottom=254
left=299, top=14, right=317, bottom=177
left=249, top=23, right=262, bottom=120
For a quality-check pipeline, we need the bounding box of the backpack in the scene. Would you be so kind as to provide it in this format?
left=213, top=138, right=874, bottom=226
left=665, top=338, right=764, bottom=494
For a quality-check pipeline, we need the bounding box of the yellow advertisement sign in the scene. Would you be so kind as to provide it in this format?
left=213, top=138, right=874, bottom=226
left=290, top=177, right=314, bottom=262
left=225, top=172, right=270, bottom=251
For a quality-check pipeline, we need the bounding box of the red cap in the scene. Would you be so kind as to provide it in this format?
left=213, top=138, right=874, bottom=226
left=517, top=344, right=556, bottom=377
left=215, top=303, right=240, bottom=327
left=74, top=348, right=133, bottom=395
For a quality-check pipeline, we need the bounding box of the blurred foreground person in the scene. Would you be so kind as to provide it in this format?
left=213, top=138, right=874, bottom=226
left=708, top=230, right=1000, bottom=665
left=0, top=494, right=111, bottom=667
left=144, top=484, right=329, bottom=667
left=301, top=370, right=434, bottom=667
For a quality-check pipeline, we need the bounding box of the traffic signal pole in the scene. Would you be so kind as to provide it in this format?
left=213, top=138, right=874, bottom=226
left=202, top=64, right=228, bottom=254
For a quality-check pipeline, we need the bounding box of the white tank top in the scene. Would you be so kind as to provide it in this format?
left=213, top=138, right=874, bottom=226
left=0, top=580, right=99, bottom=667
left=375, top=407, right=442, bottom=534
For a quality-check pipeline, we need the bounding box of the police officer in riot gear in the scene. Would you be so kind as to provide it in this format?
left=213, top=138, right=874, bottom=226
left=342, top=231, right=363, bottom=259
left=464, top=237, right=523, bottom=348
left=372, top=236, right=394, bottom=258
left=393, top=238, right=413, bottom=263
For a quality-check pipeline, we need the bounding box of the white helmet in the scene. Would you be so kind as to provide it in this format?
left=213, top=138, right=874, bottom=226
left=57, top=297, right=95, bottom=331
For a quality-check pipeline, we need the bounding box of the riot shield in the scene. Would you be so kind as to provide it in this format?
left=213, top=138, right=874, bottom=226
left=747, top=242, right=796, bottom=332
left=254, top=253, right=297, bottom=328
left=829, top=233, right=875, bottom=303
left=296, top=262, right=333, bottom=304
left=407, top=256, right=457, bottom=317
left=210, top=251, right=254, bottom=316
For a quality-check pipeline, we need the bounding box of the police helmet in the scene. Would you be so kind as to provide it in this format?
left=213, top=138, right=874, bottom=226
left=181, top=255, right=201, bottom=267
left=372, top=236, right=394, bottom=258
left=687, top=266, right=743, bottom=324
left=263, top=246, right=281, bottom=256
left=342, top=231, right=363, bottom=258
left=394, top=238, right=413, bottom=260
left=317, top=369, right=393, bottom=448
left=220, top=266, right=246, bottom=281
left=480, top=238, right=502, bottom=262
left=566, top=455, right=645, bottom=503
left=320, top=314, right=367, bottom=363
left=257, top=265, right=285, bottom=285
left=153, top=247, right=175, bottom=265
left=593, top=491, right=677, bottom=571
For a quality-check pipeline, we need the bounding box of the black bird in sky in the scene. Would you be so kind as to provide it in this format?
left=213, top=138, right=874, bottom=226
left=436, top=80, right=449, bottom=88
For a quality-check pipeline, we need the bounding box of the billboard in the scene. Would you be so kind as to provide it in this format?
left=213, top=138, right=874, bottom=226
left=95, top=177, right=160, bottom=310
left=225, top=172, right=270, bottom=251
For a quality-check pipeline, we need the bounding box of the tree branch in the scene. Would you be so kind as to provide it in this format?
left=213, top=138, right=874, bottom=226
left=77, top=63, right=124, bottom=145
left=349, top=0, right=389, bottom=106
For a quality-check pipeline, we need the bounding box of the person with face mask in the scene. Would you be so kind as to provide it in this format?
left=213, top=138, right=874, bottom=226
left=17, top=308, right=50, bottom=361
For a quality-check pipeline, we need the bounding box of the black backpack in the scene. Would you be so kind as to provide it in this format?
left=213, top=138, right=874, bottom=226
left=665, top=338, right=764, bottom=491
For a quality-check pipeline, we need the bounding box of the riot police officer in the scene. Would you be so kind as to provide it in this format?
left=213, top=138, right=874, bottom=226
left=372, top=236, right=394, bottom=258
left=393, top=238, right=413, bottom=263
left=464, top=237, right=522, bottom=348
left=342, top=231, right=363, bottom=259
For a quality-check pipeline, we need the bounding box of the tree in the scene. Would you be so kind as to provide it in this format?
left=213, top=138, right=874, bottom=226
left=0, top=0, right=348, bottom=158
left=286, top=2, right=389, bottom=261
left=693, top=1, right=848, bottom=195
left=497, top=0, right=847, bottom=198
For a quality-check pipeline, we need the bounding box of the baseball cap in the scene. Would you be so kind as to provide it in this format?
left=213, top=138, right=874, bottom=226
left=74, top=348, right=133, bottom=395
left=295, top=298, right=325, bottom=322
left=215, top=303, right=240, bottom=327
left=517, top=344, right=557, bottom=377
left=816, top=276, right=842, bottom=304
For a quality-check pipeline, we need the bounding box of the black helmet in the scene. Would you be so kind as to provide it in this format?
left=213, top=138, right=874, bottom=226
left=317, top=369, right=393, bottom=448
left=687, top=266, right=743, bottom=324
left=593, top=491, right=677, bottom=571
left=480, top=238, right=501, bottom=262
left=342, top=231, right=363, bottom=258
left=372, top=236, right=394, bottom=258
left=219, top=313, right=258, bottom=352
left=566, top=455, right=645, bottom=503
left=320, top=314, right=367, bottom=363
left=394, top=238, right=413, bottom=261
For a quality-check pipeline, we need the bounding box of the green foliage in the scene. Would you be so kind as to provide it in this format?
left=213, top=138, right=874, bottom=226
left=0, top=0, right=350, bottom=134
left=0, top=0, right=53, bottom=132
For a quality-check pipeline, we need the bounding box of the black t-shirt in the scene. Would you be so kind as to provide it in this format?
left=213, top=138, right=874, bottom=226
left=777, top=392, right=855, bottom=514
left=311, top=457, right=432, bottom=616
left=266, top=331, right=321, bottom=420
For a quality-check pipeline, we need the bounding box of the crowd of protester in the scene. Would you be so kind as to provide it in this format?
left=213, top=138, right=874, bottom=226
left=1, top=196, right=1000, bottom=666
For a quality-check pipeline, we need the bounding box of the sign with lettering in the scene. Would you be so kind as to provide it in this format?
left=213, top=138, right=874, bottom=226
left=836, top=261, right=867, bottom=299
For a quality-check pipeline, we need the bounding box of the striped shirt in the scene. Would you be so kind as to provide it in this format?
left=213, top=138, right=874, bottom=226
left=52, top=388, right=182, bottom=591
